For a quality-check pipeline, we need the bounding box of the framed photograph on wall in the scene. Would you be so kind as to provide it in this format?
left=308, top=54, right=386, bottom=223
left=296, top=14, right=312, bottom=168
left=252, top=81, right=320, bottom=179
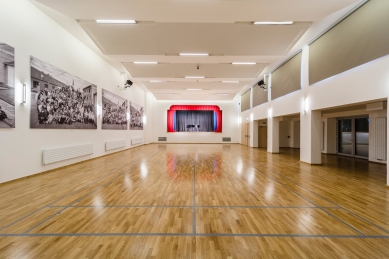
left=0, top=42, right=15, bottom=128
left=129, top=101, right=143, bottom=130
left=102, top=88, right=128, bottom=130
left=30, top=56, right=97, bottom=129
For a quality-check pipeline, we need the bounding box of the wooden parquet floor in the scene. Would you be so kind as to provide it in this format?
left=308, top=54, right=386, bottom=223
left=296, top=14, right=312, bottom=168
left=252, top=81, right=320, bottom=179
left=0, top=144, right=388, bottom=258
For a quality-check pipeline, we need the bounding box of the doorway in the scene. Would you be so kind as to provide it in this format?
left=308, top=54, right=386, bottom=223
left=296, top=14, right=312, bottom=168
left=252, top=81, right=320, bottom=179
left=258, top=126, right=267, bottom=148
left=241, top=122, right=250, bottom=146
left=337, top=117, right=369, bottom=158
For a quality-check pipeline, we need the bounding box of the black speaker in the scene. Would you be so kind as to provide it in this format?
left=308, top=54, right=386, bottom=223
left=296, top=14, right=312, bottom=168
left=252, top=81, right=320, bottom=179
left=125, top=80, right=133, bottom=88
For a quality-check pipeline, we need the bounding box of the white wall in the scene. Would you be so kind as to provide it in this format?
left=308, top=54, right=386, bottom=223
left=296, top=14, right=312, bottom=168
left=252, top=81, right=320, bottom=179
left=244, top=10, right=389, bottom=180
left=0, top=0, right=149, bottom=183
left=151, top=97, right=240, bottom=143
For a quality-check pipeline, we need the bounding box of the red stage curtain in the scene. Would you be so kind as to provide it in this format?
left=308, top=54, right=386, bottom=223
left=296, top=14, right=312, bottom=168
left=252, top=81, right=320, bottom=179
left=167, top=105, right=222, bottom=132
left=167, top=110, right=176, bottom=132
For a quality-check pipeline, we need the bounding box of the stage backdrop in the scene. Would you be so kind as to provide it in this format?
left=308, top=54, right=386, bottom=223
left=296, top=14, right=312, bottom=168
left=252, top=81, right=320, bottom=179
left=167, top=105, right=222, bottom=132
left=0, top=41, right=15, bottom=128
left=30, top=56, right=97, bottom=129
left=102, top=89, right=128, bottom=130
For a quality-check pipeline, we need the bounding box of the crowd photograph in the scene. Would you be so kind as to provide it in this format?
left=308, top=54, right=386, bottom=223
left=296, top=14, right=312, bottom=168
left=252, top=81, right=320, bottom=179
left=0, top=42, right=15, bottom=128
left=30, top=56, right=97, bottom=129
left=130, top=101, right=143, bottom=130
left=102, top=89, right=128, bottom=130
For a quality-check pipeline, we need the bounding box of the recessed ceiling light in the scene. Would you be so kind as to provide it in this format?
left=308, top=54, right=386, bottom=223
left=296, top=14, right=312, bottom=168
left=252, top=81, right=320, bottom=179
left=96, top=20, right=136, bottom=24
left=232, top=62, right=256, bottom=65
left=185, top=76, right=205, bottom=79
left=179, top=53, right=209, bottom=56
left=134, top=61, right=158, bottom=64
left=187, top=89, right=203, bottom=91
left=215, top=93, right=230, bottom=95
left=222, top=81, right=239, bottom=83
left=253, top=21, right=293, bottom=25
left=150, top=80, right=163, bottom=82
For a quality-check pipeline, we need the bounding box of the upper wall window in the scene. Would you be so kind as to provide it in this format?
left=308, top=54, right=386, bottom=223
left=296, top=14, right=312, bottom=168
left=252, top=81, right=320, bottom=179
left=241, top=89, right=251, bottom=112
left=271, top=52, right=302, bottom=100
left=309, top=0, right=389, bottom=85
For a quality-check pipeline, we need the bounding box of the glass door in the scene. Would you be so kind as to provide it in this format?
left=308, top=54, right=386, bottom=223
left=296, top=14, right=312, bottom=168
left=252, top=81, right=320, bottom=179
left=337, top=117, right=369, bottom=158
left=355, top=118, right=369, bottom=158
left=337, top=119, right=353, bottom=156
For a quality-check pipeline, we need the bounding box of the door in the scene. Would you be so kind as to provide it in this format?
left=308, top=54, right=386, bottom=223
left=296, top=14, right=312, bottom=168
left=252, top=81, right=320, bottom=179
left=241, top=122, right=250, bottom=146
left=337, top=117, right=369, bottom=158
left=258, top=126, right=267, bottom=148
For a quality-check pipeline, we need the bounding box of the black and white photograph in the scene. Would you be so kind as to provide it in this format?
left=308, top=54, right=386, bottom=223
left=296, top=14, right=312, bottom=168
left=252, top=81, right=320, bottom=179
left=30, top=56, right=97, bottom=129
left=129, top=101, right=143, bottom=130
left=102, top=89, right=128, bottom=130
left=0, top=42, right=15, bottom=128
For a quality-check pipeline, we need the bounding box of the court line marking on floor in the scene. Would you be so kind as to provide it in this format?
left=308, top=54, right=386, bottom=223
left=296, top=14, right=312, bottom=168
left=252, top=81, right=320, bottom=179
left=21, top=149, right=162, bottom=234
left=0, top=233, right=389, bottom=239
left=46, top=205, right=340, bottom=209
left=222, top=149, right=366, bottom=236
left=193, top=161, right=197, bottom=234
left=247, top=151, right=389, bottom=235
left=0, top=147, right=159, bottom=233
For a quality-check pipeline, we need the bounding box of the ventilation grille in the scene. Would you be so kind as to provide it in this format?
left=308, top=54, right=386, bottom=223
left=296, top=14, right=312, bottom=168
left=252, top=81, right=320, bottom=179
left=158, top=137, right=167, bottom=141
left=371, top=118, right=387, bottom=161
left=43, top=144, right=93, bottom=165
left=131, top=137, right=143, bottom=145
left=106, top=140, right=126, bottom=151
left=222, top=137, right=231, bottom=142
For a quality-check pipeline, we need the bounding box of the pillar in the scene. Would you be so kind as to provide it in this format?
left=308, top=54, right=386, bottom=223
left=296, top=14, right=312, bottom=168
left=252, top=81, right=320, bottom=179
left=267, top=116, right=279, bottom=153
left=300, top=110, right=322, bottom=164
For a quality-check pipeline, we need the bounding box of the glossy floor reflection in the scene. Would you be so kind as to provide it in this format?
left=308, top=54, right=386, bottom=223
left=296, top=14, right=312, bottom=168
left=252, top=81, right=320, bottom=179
left=0, top=144, right=388, bottom=258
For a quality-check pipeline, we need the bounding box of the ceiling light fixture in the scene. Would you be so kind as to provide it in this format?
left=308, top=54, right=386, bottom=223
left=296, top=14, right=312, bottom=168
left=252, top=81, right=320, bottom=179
left=185, top=76, right=205, bottom=79
left=232, top=62, right=256, bottom=65
left=96, top=20, right=136, bottom=24
left=179, top=53, right=209, bottom=56
left=134, top=61, right=158, bottom=64
left=222, top=81, right=239, bottom=83
left=187, top=89, right=202, bottom=91
left=253, top=21, right=293, bottom=25
left=215, top=93, right=230, bottom=95
left=150, top=80, right=163, bottom=82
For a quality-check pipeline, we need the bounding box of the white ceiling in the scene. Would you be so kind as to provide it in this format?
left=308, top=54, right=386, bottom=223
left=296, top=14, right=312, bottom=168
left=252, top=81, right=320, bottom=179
left=34, top=0, right=360, bottom=101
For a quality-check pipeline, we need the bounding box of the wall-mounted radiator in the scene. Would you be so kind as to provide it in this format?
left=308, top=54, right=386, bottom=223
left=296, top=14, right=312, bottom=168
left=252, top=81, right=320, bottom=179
left=106, top=140, right=126, bottom=151
left=131, top=137, right=143, bottom=145
left=43, top=144, right=93, bottom=165
left=371, top=118, right=387, bottom=161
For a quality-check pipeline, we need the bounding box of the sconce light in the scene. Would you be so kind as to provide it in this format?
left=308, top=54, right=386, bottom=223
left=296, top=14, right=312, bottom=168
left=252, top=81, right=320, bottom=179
left=250, top=113, right=253, bottom=121
left=126, top=112, right=130, bottom=120
left=303, top=98, right=307, bottom=113
left=22, top=84, right=26, bottom=104
left=268, top=108, right=272, bottom=118
left=143, top=115, right=147, bottom=124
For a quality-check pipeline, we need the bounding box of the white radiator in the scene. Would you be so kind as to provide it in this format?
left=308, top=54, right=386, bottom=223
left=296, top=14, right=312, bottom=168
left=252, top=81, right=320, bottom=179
left=43, top=144, right=93, bottom=165
left=106, top=140, right=126, bottom=151
left=371, top=118, right=387, bottom=161
left=131, top=137, right=143, bottom=145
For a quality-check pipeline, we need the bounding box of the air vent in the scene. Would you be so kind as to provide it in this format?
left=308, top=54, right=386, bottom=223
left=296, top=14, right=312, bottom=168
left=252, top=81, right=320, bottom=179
left=158, top=137, right=167, bottom=141
left=222, top=137, right=231, bottom=142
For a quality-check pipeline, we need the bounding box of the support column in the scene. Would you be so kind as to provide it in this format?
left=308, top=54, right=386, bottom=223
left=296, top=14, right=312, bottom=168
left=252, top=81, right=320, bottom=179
left=250, top=120, right=259, bottom=147
left=267, top=116, right=279, bottom=153
left=300, top=110, right=322, bottom=164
